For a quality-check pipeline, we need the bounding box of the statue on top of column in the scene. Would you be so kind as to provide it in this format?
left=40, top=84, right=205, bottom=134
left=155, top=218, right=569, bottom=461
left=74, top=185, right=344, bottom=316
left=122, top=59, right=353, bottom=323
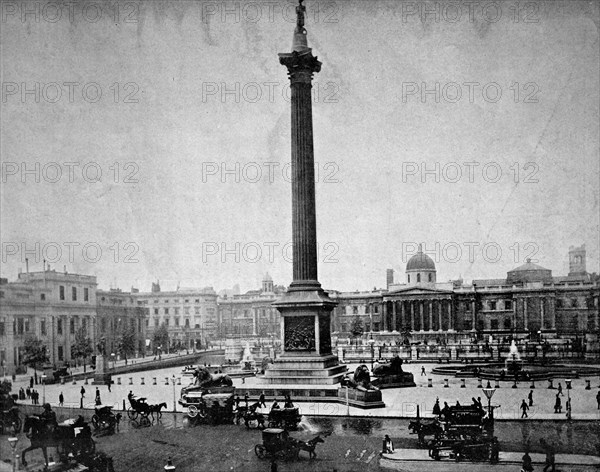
left=97, top=337, right=106, bottom=356
left=296, top=0, right=305, bottom=31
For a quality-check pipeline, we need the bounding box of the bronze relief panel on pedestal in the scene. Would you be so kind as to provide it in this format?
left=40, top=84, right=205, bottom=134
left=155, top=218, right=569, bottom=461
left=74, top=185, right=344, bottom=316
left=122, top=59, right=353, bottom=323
left=284, top=315, right=316, bottom=351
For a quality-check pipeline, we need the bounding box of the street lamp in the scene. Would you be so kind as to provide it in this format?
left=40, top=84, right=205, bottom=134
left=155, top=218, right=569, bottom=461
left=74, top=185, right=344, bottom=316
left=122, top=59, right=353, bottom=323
left=482, top=386, right=496, bottom=427
left=368, top=339, right=375, bottom=370
left=41, top=374, right=47, bottom=404
left=111, top=353, right=116, bottom=369
left=565, top=379, right=572, bottom=420
left=8, top=436, right=18, bottom=472
left=171, top=375, right=177, bottom=413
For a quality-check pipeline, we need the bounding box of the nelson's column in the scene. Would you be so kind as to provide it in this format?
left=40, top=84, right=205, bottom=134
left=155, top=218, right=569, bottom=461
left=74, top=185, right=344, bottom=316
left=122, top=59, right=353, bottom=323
left=262, top=0, right=347, bottom=389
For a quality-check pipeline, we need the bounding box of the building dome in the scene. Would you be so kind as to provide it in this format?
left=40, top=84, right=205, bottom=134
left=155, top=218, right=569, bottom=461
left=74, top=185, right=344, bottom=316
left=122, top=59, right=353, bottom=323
left=263, top=272, right=273, bottom=282
left=406, top=246, right=436, bottom=271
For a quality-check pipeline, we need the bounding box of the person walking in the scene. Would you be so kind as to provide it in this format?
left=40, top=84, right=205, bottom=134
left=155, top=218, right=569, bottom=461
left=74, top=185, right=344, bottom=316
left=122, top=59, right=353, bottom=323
left=432, top=397, right=441, bottom=416
left=26, top=387, right=31, bottom=399
left=557, top=382, right=563, bottom=396
left=258, top=392, right=266, bottom=409
left=382, top=434, right=394, bottom=454
left=596, top=390, right=600, bottom=409
left=554, top=394, right=562, bottom=413
left=59, top=392, right=64, bottom=406
left=528, top=389, right=534, bottom=406
left=421, top=366, right=426, bottom=376
left=521, top=399, right=529, bottom=418
left=30, top=376, right=34, bottom=389
left=80, top=386, right=86, bottom=399
left=540, top=439, right=556, bottom=472
left=107, top=380, right=111, bottom=393
left=521, top=451, right=534, bottom=472
left=95, top=387, right=101, bottom=406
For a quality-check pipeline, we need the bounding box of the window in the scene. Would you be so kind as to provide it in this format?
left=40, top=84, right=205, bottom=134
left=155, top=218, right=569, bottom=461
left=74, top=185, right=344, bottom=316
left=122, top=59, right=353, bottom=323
left=101, top=319, right=106, bottom=332
left=352, top=306, right=358, bottom=314
left=154, top=308, right=159, bottom=315
left=58, top=346, right=63, bottom=361
left=195, top=299, right=200, bottom=303
left=175, top=318, right=180, bottom=327
left=489, top=301, right=497, bottom=310
left=504, top=318, right=511, bottom=329
left=174, top=308, right=180, bottom=315
left=72, top=287, right=77, bottom=301
left=70, top=318, right=75, bottom=334
left=428, top=273, right=432, bottom=282
left=184, top=307, right=189, bottom=315
left=146, top=319, right=149, bottom=327
left=82, top=318, right=87, bottom=331
left=164, top=308, right=169, bottom=315
left=40, top=293, right=46, bottom=301
left=185, top=299, right=189, bottom=303
left=505, top=300, right=512, bottom=310
left=408, top=275, right=411, bottom=283
left=185, top=319, right=190, bottom=328
left=164, top=319, right=169, bottom=326
left=417, top=274, right=421, bottom=283
left=41, top=320, right=47, bottom=335
left=154, top=318, right=159, bottom=327
left=59, top=286, right=65, bottom=300
left=0, top=322, right=4, bottom=336
left=24, top=319, right=30, bottom=332
left=195, top=307, right=200, bottom=314
left=17, top=318, right=24, bottom=335
left=556, top=299, right=563, bottom=308
left=84, top=288, right=89, bottom=301
left=0, top=291, right=4, bottom=298
left=571, top=299, right=578, bottom=308
left=57, top=319, right=63, bottom=335
left=490, top=319, right=499, bottom=330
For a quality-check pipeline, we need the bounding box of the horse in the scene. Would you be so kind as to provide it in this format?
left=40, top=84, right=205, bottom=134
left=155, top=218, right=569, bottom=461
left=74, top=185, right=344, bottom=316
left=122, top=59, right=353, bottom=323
left=297, top=435, right=325, bottom=459
left=149, top=402, right=168, bottom=421
left=243, top=409, right=266, bottom=429
left=21, top=415, right=92, bottom=467
left=408, top=420, right=443, bottom=445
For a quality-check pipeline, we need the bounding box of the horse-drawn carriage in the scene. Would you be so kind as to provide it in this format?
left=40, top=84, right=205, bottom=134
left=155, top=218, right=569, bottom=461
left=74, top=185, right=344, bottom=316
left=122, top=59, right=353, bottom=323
left=426, top=405, right=499, bottom=463
left=91, top=405, right=121, bottom=434
left=187, top=393, right=235, bottom=426
left=127, top=394, right=166, bottom=426
left=254, top=429, right=325, bottom=461
left=179, top=367, right=234, bottom=407
left=267, top=408, right=302, bottom=430
left=0, top=394, right=21, bottom=435
left=22, top=415, right=95, bottom=467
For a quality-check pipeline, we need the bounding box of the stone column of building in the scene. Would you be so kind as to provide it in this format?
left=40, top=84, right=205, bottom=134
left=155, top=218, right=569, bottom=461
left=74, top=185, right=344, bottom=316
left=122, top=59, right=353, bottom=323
left=523, top=297, right=528, bottom=331
left=382, top=302, right=388, bottom=331
left=548, top=296, right=556, bottom=330
left=512, top=297, right=517, bottom=330
left=429, top=300, right=433, bottom=331
left=410, top=301, right=415, bottom=331
left=400, top=301, right=405, bottom=330
left=472, top=299, right=476, bottom=330
left=540, top=298, right=545, bottom=330
left=419, top=301, right=424, bottom=332
left=438, top=301, right=443, bottom=332
left=447, top=300, right=452, bottom=330
left=392, top=301, right=397, bottom=332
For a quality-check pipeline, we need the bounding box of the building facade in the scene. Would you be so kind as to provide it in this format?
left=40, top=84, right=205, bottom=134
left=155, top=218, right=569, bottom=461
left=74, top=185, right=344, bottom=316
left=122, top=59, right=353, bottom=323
left=0, top=267, right=97, bottom=374
left=135, top=282, right=218, bottom=351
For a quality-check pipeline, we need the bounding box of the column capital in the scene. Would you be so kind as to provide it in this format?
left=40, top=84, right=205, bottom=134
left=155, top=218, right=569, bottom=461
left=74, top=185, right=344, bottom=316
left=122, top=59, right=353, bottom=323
left=279, top=51, right=322, bottom=83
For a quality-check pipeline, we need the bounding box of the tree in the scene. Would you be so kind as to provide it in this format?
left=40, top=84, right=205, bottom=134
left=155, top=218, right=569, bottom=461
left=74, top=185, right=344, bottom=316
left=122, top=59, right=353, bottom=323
left=152, top=323, right=169, bottom=353
left=21, top=335, right=50, bottom=373
left=350, top=316, right=364, bottom=346
left=117, top=326, right=137, bottom=363
left=0, top=379, right=12, bottom=396
left=71, top=326, right=93, bottom=373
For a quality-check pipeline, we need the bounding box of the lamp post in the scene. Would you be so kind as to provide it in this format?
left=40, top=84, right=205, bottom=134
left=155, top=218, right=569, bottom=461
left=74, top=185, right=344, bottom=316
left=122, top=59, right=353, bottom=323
left=171, top=375, right=177, bottom=413
left=482, top=386, right=496, bottom=429
left=565, top=379, right=572, bottom=420
left=2, top=360, right=5, bottom=381
left=41, top=374, right=47, bottom=404
left=111, top=353, right=115, bottom=369
left=368, top=339, right=375, bottom=370
left=8, top=436, right=18, bottom=472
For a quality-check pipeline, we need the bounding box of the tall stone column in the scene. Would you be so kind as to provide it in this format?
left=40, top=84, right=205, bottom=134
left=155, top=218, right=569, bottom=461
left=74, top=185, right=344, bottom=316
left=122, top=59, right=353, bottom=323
left=438, top=301, right=443, bottom=332
left=419, top=301, right=424, bottom=332
left=382, top=302, right=388, bottom=332
left=523, top=298, right=528, bottom=331
left=410, top=301, right=415, bottom=331
left=392, top=302, right=397, bottom=332
left=429, top=300, right=433, bottom=331
left=265, top=0, right=346, bottom=386
left=448, top=300, right=453, bottom=330
left=540, top=298, right=545, bottom=330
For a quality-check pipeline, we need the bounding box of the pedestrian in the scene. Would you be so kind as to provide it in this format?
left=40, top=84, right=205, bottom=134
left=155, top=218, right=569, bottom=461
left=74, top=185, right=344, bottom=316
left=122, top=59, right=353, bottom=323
left=95, top=387, right=101, bottom=405
left=26, top=387, right=31, bottom=399
left=522, top=451, right=534, bottom=472
left=270, top=460, right=278, bottom=472
left=554, top=394, right=562, bottom=413
left=540, top=439, right=556, bottom=472
left=80, top=386, right=86, bottom=399
left=432, top=397, right=441, bottom=416
left=521, top=399, right=529, bottom=418
left=59, top=392, right=64, bottom=406
left=565, top=397, right=571, bottom=414
left=107, top=380, right=111, bottom=393
left=596, top=390, right=600, bottom=410
left=489, top=437, right=500, bottom=463
left=259, top=392, right=266, bottom=408
left=382, top=434, right=394, bottom=454
left=421, top=366, right=426, bottom=376
left=234, top=395, right=240, bottom=409
left=244, top=393, right=249, bottom=407
left=30, top=376, right=34, bottom=389
left=528, top=389, right=534, bottom=406
left=557, top=382, right=563, bottom=396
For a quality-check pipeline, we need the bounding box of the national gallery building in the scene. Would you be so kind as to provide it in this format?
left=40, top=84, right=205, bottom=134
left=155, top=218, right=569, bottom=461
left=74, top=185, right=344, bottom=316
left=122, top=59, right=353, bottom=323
left=329, top=245, right=599, bottom=353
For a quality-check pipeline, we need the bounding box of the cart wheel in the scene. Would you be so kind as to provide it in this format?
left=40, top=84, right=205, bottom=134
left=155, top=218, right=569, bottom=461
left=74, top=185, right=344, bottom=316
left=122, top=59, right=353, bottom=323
left=91, top=415, right=100, bottom=429
left=254, top=445, right=266, bottom=459
left=188, top=405, right=199, bottom=418
left=127, top=407, right=138, bottom=420
left=139, top=416, right=151, bottom=427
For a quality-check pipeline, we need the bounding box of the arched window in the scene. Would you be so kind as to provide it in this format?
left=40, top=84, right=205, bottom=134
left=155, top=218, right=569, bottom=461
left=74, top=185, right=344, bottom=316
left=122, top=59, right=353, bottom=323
left=408, top=275, right=410, bottom=283
left=503, top=318, right=511, bottom=329
left=428, top=273, right=432, bottom=282
left=417, top=274, right=421, bottom=283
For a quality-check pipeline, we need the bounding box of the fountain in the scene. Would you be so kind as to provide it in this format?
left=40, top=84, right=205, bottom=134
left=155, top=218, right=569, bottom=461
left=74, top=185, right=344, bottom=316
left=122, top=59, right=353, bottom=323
left=239, top=341, right=256, bottom=371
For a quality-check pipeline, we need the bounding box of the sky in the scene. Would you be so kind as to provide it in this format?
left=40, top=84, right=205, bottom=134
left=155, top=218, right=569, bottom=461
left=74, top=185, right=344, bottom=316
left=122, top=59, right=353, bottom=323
left=1, top=0, right=599, bottom=293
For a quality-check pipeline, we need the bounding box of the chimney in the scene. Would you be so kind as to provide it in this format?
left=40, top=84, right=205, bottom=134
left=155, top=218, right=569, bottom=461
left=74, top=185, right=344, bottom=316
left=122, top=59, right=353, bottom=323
left=386, top=269, right=394, bottom=289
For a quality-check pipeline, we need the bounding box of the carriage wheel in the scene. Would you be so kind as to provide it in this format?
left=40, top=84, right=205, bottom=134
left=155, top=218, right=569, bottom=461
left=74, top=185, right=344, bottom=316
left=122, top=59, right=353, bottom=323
left=127, top=407, right=138, bottom=420
left=188, top=405, right=199, bottom=418
left=91, top=414, right=100, bottom=429
left=254, top=445, right=266, bottom=459
left=139, top=415, right=151, bottom=427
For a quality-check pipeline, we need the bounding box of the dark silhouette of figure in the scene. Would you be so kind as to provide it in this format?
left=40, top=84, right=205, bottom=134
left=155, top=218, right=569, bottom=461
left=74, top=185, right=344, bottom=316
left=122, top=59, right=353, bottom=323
left=421, top=366, right=426, bottom=376
left=258, top=393, right=266, bottom=408
left=528, top=390, right=534, bottom=406
left=557, top=383, right=563, bottom=396
left=95, top=387, right=101, bottom=405
left=596, top=390, right=600, bottom=410
left=521, top=399, right=529, bottom=418
left=540, top=439, right=556, bottom=472
left=522, top=451, right=534, bottom=471
left=59, top=392, right=64, bottom=406
left=432, top=398, right=441, bottom=416
left=554, top=394, right=562, bottom=413
left=80, top=386, right=86, bottom=399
